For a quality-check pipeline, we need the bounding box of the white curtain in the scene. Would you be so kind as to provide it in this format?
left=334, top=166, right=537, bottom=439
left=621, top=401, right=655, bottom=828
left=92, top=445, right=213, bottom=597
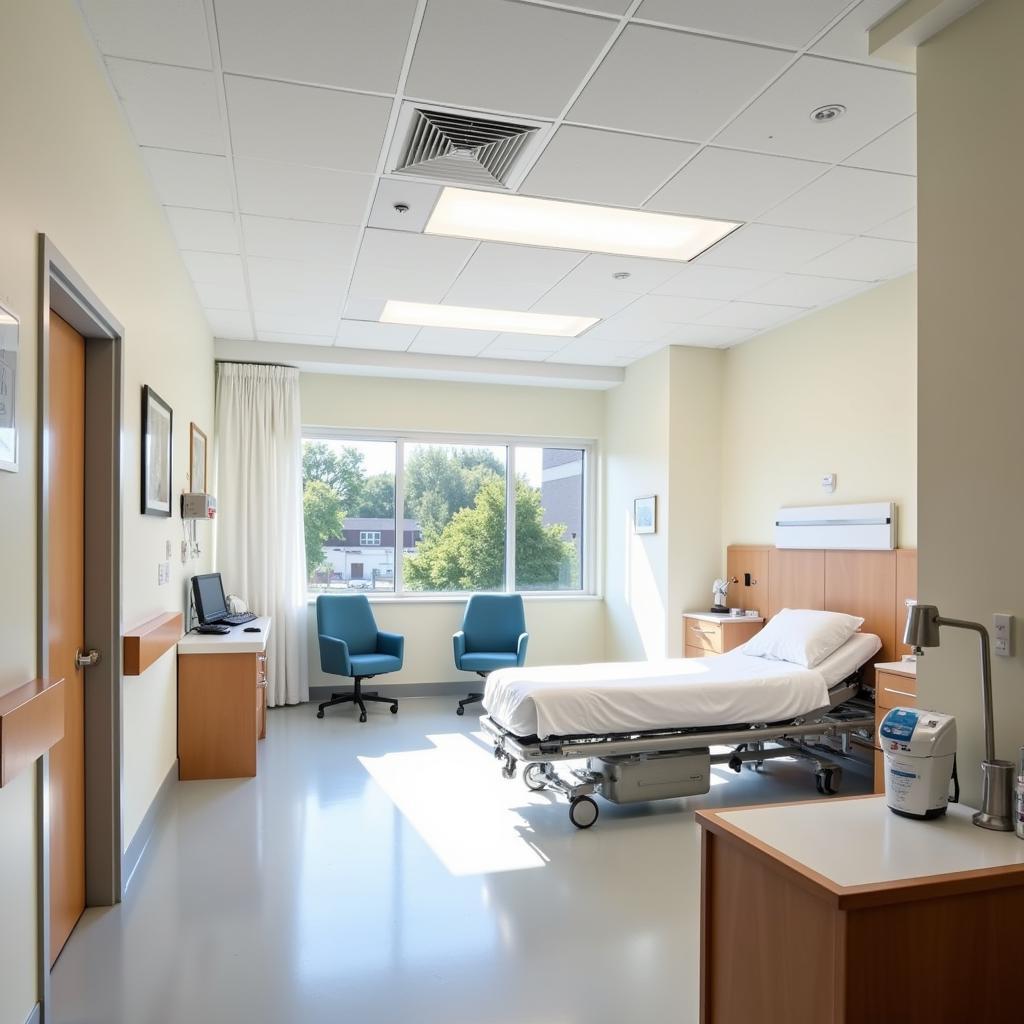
left=215, top=363, right=308, bottom=706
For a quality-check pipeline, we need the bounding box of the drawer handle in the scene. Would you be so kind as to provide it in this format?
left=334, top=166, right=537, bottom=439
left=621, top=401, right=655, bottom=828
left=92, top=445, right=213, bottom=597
left=883, top=686, right=915, bottom=699
left=690, top=627, right=716, bottom=637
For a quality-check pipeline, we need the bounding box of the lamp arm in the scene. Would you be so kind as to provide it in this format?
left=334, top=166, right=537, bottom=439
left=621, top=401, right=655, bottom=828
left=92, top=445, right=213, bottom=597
left=936, top=616, right=996, bottom=764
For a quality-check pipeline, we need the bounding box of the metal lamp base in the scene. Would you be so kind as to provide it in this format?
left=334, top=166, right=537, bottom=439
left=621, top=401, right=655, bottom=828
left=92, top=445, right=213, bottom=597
left=973, top=759, right=1014, bottom=831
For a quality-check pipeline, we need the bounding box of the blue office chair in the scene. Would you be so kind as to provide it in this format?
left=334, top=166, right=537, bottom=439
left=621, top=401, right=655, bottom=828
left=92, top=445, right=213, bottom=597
left=453, top=594, right=528, bottom=716
left=316, top=595, right=403, bottom=722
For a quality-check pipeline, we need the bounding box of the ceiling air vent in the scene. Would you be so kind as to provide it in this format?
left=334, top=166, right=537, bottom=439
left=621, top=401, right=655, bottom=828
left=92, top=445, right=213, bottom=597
left=393, top=108, right=539, bottom=189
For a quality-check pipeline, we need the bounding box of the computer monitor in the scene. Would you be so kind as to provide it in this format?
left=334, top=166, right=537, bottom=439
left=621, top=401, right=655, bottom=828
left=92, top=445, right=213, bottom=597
left=192, top=572, right=228, bottom=625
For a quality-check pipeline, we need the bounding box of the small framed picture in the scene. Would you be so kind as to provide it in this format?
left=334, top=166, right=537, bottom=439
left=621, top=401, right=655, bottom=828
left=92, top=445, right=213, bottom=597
left=633, top=495, right=657, bottom=535
left=141, top=385, right=173, bottom=517
left=0, top=300, right=20, bottom=473
left=189, top=422, right=207, bottom=493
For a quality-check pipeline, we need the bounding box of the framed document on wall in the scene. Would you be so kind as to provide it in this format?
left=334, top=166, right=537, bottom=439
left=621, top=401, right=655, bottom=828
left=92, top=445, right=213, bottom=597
left=141, top=385, right=173, bottom=516
left=633, top=495, right=657, bottom=535
left=0, top=300, right=19, bottom=472
left=189, top=422, right=207, bottom=493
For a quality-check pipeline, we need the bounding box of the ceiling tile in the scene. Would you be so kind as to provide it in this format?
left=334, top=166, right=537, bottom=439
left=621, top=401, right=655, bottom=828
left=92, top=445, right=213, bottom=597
left=191, top=279, right=248, bottom=310
left=531, top=284, right=638, bottom=318
left=843, top=116, right=916, bottom=175
left=367, top=179, right=442, bottom=233
left=336, top=320, right=418, bottom=350
left=106, top=58, right=224, bottom=153
left=182, top=251, right=245, bottom=288
left=741, top=273, right=870, bottom=307
left=811, top=0, right=910, bottom=69
left=406, top=0, right=615, bottom=118
left=799, top=236, right=915, bottom=280
left=759, top=166, right=915, bottom=234
left=569, top=25, right=790, bottom=141
left=255, top=310, right=340, bottom=337
left=701, top=301, right=808, bottom=329
left=348, top=262, right=461, bottom=304
left=204, top=308, right=252, bottom=340
left=525, top=0, right=631, bottom=13
left=714, top=56, right=915, bottom=162
left=865, top=208, right=916, bottom=242
left=256, top=330, right=335, bottom=346
left=249, top=285, right=341, bottom=318
left=165, top=207, right=239, bottom=254
left=242, top=215, right=360, bottom=263
left=481, top=346, right=561, bottom=362
left=247, top=257, right=349, bottom=298
left=342, top=296, right=387, bottom=321
left=698, top=223, right=851, bottom=271
left=490, top=332, right=570, bottom=353
left=521, top=126, right=696, bottom=207
left=624, top=294, right=724, bottom=323
left=550, top=342, right=632, bottom=366
left=225, top=75, right=391, bottom=172
left=585, top=315, right=668, bottom=344
left=409, top=328, right=497, bottom=357
left=635, top=0, right=848, bottom=49
left=653, top=264, right=778, bottom=301
left=647, top=147, right=826, bottom=221
left=659, top=323, right=756, bottom=347
left=444, top=242, right=583, bottom=308
left=557, top=253, right=682, bottom=294
left=141, top=148, right=234, bottom=210
left=358, top=228, right=476, bottom=272
left=234, top=158, right=373, bottom=225
left=215, top=0, right=417, bottom=93
left=80, top=0, right=212, bottom=68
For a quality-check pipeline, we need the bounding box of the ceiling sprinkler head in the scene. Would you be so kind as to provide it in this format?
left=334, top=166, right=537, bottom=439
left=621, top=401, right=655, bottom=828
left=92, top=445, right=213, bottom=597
left=612, top=271, right=631, bottom=280
left=393, top=202, right=410, bottom=214
left=810, top=104, right=846, bottom=123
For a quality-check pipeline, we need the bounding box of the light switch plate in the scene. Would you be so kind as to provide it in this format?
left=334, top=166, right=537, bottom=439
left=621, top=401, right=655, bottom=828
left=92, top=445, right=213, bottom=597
left=821, top=473, right=836, bottom=493
left=165, top=539, right=172, bottom=559
left=158, top=561, right=170, bottom=586
left=993, top=613, right=1013, bottom=657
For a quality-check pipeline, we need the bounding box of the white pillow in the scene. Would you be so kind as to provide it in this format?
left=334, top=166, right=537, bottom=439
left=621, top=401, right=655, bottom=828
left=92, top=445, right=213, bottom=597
left=741, top=608, right=865, bottom=668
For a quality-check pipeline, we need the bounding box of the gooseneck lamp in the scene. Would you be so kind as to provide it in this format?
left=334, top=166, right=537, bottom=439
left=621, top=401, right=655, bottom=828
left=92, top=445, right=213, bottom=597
left=903, top=604, right=1014, bottom=831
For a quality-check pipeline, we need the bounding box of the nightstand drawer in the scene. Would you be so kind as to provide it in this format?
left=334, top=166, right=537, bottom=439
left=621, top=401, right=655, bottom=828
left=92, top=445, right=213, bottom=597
left=876, top=668, right=917, bottom=710
left=684, top=618, right=723, bottom=654
left=686, top=643, right=715, bottom=659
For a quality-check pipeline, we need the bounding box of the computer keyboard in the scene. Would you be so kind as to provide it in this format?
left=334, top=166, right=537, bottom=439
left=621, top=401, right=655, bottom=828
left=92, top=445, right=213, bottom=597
left=222, top=611, right=257, bottom=626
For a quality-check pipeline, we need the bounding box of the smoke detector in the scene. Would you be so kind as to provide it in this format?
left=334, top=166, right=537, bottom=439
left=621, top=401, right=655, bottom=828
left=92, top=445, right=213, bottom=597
left=810, top=104, right=846, bottom=123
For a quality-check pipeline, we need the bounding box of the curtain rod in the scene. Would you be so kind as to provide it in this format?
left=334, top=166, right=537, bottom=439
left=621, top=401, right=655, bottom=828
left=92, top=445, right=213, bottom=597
left=215, top=358, right=299, bottom=369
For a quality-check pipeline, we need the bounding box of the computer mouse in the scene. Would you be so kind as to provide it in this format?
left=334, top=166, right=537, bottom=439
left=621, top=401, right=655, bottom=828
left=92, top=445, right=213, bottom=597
left=244, top=626, right=261, bottom=633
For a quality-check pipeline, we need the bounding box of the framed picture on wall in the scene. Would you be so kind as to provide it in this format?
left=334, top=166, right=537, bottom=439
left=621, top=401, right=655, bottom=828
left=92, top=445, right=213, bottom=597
left=141, top=385, right=173, bottom=516
left=189, top=422, right=207, bottom=493
left=633, top=495, right=657, bottom=534
left=0, top=300, right=20, bottom=472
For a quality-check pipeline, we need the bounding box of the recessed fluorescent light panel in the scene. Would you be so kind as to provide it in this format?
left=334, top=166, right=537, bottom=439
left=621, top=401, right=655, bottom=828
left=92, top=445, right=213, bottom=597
left=425, top=187, right=740, bottom=261
left=380, top=300, right=597, bottom=337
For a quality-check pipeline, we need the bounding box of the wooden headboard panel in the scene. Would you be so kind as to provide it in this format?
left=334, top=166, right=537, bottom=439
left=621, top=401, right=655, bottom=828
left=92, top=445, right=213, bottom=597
left=727, top=545, right=917, bottom=667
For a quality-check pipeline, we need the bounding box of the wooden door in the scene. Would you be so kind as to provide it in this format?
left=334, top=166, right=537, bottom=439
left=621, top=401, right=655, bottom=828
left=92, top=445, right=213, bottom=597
left=350, top=562, right=363, bottom=579
left=47, top=312, right=86, bottom=964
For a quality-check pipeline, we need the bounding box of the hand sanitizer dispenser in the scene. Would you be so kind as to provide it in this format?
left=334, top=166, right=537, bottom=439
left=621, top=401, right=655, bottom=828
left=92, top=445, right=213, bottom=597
left=881, top=707, right=957, bottom=819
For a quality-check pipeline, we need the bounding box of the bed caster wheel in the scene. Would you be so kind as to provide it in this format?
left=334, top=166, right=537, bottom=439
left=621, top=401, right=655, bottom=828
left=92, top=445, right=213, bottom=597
left=502, top=764, right=516, bottom=780
left=316, top=710, right=324, bottom=719
left=523, top=764, right=547, bottom=792
left=728, top=754, right=743, bottom=773
left=815, top=767, right=841, bottom=795
left=359, top=712, right=367, bottom=723
left=456, top=706, right=465, bottom=716
left=569, top=796, right=599, bottom=830
left=390, top=704, right=398, bottom=714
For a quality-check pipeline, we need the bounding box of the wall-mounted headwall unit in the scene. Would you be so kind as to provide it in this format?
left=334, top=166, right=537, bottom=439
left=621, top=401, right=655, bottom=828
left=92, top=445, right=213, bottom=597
left=775, top=502, right=896, bottom=551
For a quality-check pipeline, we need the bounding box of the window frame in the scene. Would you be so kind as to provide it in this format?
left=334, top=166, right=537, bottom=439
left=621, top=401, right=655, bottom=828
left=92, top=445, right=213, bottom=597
left=302, top=426, right=598, bottom=600
left=358, top=530, right=381, bottom=546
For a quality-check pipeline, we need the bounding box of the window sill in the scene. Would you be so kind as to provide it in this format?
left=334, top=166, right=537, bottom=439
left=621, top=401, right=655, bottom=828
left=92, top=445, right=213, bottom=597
left=306, top=592, right=603, bottom=606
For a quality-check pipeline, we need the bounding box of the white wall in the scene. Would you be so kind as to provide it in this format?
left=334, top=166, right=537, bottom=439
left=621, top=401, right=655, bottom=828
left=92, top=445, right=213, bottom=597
left=0, top=3, right=214, bottom=1019
left=721, top=274, right=917, bottom=549
left=917, top=0, right=1024, bottom=805
left=301, top=372, right=607, bottom=686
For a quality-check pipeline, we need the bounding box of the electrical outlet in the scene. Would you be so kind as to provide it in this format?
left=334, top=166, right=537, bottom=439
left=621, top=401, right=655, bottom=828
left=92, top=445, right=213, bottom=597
left=993, top=613, right=1014, bottom=657
left=165, top=539, right=172, bottom=560
left=158, top=561, right=170, bottom=586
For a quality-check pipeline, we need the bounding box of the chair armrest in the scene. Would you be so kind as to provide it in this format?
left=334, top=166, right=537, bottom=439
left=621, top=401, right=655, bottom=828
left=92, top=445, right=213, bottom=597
left=377, top=630, right=404, bottom=663
left=516, top=632, right=529, bottom=666
left=452, top=630, right=466, bottom=668
left=318, top=634, right=351, bottom=677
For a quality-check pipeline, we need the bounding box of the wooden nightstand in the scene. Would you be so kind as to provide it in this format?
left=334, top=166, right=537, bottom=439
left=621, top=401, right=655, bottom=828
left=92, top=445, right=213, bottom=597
left=683, top=613, right=764, bottom=659
left=872, top=660, right=917, bottom=793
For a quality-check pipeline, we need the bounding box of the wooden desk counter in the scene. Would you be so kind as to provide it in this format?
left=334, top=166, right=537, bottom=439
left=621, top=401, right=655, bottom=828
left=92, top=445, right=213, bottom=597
left=177, top=618, right=270, bottom=780
left=697, top=796, right=1024, bottom=1024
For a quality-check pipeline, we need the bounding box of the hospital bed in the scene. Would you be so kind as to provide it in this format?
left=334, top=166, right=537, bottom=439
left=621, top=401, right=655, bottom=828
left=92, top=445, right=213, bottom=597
left=480, top=633, right=881, bottom=828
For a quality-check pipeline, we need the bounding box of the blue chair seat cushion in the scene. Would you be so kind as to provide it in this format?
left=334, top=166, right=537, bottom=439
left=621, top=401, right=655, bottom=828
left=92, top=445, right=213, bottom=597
left=459, top=652, right=520, bottom=673
left=349, top=653, right=402, bottom=677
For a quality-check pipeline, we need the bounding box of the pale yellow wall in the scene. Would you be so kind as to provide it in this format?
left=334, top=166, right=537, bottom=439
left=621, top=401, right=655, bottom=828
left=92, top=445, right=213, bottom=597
left=0, top=3, right=214, bottom=1018
left=301, top=372, right=607, bottom=685
left=917, top=0, right=1024, bottom=805
left=722, top=273, right=917, bottom=550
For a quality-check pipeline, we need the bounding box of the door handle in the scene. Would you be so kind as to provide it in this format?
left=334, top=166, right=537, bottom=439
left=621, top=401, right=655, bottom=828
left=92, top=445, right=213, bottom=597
left=76, top=648, right=101, bottom=669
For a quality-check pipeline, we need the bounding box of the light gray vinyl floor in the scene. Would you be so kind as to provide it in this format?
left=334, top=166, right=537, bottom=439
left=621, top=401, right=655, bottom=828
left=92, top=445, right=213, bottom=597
left=51, top=697, right=869, bottom=1024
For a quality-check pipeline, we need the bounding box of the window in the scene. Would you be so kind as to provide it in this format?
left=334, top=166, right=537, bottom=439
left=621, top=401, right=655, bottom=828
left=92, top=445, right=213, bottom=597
left=302, top=432, right=593, bottom=597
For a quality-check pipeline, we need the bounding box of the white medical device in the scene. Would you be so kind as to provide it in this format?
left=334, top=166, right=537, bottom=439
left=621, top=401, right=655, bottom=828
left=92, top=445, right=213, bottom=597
left=880, top=707, right=957, bottom=819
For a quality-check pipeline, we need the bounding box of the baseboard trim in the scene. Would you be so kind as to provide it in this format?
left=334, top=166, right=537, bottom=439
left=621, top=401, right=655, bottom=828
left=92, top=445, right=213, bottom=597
left=24, top=1002, right=40, bottom=1024
left=309, top=680, right=476, bottom=700
left=123, top=758, right=178, bottom=892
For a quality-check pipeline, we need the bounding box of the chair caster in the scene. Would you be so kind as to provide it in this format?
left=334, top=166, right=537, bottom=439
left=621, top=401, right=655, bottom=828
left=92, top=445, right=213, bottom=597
left=359, top=712, right=367, bottom=723
left=815, top=766, right=841, bottom=795
left=569, top=795, right=599, bottom=830
left=316, top=710, right=324, bottom=719
left=456, top=706, right=465, bottom=716
left=390, top=704, right=398, bottom=714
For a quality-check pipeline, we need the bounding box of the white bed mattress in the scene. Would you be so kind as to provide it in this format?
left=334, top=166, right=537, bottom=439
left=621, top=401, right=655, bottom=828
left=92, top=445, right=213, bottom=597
left=482, top=633, right=881, bottom=740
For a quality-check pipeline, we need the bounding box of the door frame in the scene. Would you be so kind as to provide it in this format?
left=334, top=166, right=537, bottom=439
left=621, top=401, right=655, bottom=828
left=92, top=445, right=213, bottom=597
left=37, top=236, right=124, bottom=1016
